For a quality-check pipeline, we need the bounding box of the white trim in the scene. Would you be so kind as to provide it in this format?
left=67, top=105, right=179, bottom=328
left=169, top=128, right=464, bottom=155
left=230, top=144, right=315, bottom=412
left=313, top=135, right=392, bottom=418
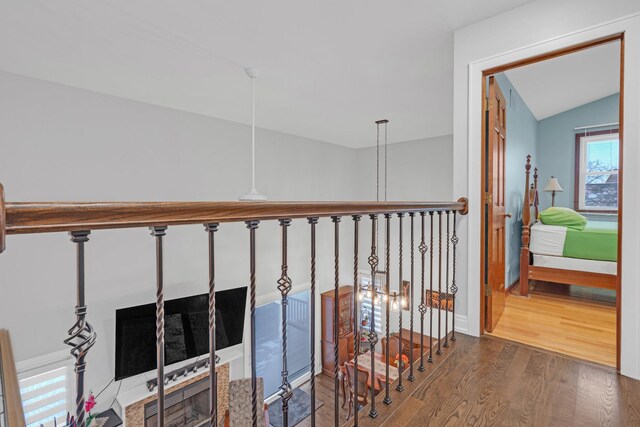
left=454, top=315, right=468, bottom=334
left=16, top=350, right=71, bottom=377
left=458, top=13, right=640, bottom=379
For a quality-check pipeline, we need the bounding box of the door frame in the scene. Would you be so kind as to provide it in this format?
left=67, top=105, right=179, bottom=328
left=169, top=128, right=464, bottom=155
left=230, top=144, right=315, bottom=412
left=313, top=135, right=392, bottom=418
left=479, top=33, right=624, bottom=370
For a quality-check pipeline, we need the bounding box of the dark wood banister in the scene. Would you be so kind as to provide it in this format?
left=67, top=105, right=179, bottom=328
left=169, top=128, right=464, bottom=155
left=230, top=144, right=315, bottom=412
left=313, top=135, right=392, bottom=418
left=0, top=184, right=467, bottom=252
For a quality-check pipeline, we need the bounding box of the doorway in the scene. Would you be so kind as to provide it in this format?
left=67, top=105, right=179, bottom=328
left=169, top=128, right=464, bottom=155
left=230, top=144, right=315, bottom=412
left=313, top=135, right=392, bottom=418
left=480, top=34, right=623, bottom=369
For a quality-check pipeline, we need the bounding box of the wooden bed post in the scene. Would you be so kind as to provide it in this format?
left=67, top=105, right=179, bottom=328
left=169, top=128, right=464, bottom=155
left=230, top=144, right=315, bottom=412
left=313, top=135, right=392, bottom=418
left=533, top=167, right=539, bottom=220
left=520, top=156, right=532, bottom=297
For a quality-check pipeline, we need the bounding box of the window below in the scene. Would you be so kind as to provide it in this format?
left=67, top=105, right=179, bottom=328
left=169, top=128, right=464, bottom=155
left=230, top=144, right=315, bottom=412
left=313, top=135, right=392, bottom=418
left=17, top=352, right=73, bottom=427
left=360, top=275, right=382, bottom=335
left=575, top=130, right=619, bottom=212
left=255, top=290, right=311, bottom=398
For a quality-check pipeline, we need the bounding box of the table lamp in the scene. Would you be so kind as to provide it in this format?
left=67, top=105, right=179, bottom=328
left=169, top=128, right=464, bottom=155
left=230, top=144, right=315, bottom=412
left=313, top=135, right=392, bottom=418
left=543, top=176, right=564, bottom=207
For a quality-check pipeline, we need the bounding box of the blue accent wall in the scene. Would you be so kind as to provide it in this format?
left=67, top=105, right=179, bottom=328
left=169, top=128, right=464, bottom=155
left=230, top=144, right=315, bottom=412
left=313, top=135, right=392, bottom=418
left=486, top=77, right=618, bottom=287
left=537, top=93, right=620, bottom=214
left=494, top=74, right=538, bottom=288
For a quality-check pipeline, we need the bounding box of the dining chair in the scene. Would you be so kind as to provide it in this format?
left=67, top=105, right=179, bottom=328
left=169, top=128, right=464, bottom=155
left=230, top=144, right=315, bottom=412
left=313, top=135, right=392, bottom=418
left=381, top=336, right=405, bottom=365
left=345, top=362, right=370, bottom=421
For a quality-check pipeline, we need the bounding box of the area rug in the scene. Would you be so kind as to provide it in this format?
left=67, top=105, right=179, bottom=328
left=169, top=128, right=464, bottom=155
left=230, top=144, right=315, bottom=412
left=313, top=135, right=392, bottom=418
left=268, top=388, right=324, bottom=427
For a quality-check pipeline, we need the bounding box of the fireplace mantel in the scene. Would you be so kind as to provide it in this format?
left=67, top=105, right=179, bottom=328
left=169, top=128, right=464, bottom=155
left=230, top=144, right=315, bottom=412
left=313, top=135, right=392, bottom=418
left=116, top=349, right=242, bottom=427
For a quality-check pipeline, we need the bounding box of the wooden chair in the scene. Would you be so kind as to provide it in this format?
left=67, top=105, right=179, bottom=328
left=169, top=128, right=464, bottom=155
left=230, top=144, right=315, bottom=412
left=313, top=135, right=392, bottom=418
left=345, top=362, right=370, bottom=421
left=381, top=336, right=404, bottom=365
left=339, top=332, right=358, bottom=407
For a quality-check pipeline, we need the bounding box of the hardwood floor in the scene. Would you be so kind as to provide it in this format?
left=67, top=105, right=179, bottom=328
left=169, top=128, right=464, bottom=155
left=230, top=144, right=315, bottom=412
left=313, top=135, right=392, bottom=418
left=293, top=332, right=639, bottom=426
left=367, top=335, right=639, bottom=426
left=489, top=280, right=616, bottom=366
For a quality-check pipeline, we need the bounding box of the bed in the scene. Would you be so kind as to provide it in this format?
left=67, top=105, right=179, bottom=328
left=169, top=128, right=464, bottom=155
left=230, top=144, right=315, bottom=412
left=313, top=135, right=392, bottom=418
left=519, top=155, right=618, bottom=297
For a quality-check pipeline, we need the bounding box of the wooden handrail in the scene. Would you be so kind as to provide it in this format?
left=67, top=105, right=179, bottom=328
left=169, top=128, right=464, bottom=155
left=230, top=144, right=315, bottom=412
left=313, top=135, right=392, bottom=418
left=0, top=329, right=26, bottom=427
left=0, top=192, right=468, bottom=243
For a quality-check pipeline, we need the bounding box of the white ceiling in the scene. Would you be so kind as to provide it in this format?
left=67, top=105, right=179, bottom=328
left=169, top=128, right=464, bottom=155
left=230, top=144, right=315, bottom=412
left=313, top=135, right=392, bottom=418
left=504, top=42, right=620, bottom=120
left=0, top=0, right=535, bottom=148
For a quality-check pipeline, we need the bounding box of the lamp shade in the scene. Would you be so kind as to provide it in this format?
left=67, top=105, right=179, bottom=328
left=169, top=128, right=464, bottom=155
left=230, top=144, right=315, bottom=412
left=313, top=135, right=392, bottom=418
left=543, top=176, right=564, bottom=193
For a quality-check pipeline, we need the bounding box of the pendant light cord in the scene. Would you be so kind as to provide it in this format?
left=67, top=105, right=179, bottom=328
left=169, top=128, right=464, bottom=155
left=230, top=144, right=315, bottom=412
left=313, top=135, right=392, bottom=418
left=384, top=121, right=388, bottom=202
left=251, top=76, right=256, bottom=190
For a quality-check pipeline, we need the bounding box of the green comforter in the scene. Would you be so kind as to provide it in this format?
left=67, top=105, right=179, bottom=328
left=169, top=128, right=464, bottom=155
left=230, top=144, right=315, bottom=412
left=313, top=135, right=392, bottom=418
left=563, top=221, right=618, bottom=262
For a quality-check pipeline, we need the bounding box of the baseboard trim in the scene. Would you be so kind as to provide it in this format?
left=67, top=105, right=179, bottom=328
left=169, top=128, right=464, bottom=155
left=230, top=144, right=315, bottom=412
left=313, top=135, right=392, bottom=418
left=506, top=277, right=519, bottom=296
left=454, top=314, right=468, bottom=334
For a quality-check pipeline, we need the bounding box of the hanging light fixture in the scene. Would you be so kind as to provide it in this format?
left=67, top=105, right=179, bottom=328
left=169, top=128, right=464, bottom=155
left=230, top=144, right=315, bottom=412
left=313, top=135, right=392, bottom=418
left=360, top=119, right=390, bottom=304
left=239, top=67, right=267, bottom=201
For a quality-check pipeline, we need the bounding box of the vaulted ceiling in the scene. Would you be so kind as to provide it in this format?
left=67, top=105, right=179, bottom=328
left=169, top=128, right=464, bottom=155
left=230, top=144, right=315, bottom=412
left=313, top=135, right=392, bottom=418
left=504, top=42, right=620, bottom=120
left=0, top=0, right=535, bottom=147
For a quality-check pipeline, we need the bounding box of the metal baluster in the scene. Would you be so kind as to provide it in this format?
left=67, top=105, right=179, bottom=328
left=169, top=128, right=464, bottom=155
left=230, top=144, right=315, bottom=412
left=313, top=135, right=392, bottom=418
left=278, top=219, right=293, bottom=426
left=331, top=216, right=341, bottom=427
left=428, top=212, right=434, bottom=363
left=383, top=213, right=392, bottom=405
left=367, top=214, right=379, bottom=419
left=451, top=211, right=459, bottom=341
left=150, top=226, right=167, bottom=427
left=418, top=213, right=427, bottom=372
left=246, top=220, right=260, bottom=427
left=308, top=217, right=319, bottom=427
left=205, top=223, right=219, bottom=427
left=352, top=215, right=361, bottom=426
left=396, top=213, right=404, bottom=392
left=408, top=213, right=415, bottom=381
left=436, top=212, right=443, bottom=356
left=444, top=211, right=451, bottom=348
left=65, top=231, right=97, bottom=427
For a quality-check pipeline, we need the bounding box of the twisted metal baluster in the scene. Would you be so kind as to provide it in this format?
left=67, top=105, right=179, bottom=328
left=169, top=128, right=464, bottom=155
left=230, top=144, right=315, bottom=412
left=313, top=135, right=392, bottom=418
left=367, top=214, right=379, bottom=419
left=150, top=226, right=167, bottom=427
left=331, top=216, right=341, bottom=427
left=396, top=213, right=404, bottom=392
left=352, top=214, right=361, bottom=426
left=246, top=220, right=260, bottom=427
left=428, top=212, right=434, bottom=363
left=383, top=213, right=392, bottom=405
left=444, top=211, right=451, bottom=348
left=408, top=213, right=415, bottom=381
left=278, top=219, right=293, bottom=426
left=451, top=212, right=459, bottom=341
left=65, top=231, right=97, bottom=427
left=205, top=223, right=219, bottom=427
left=418, top=213, right=427, bottom=372
left=436, top=212, right=443, bottom=356
left=308, top=217, right=319, bottom=427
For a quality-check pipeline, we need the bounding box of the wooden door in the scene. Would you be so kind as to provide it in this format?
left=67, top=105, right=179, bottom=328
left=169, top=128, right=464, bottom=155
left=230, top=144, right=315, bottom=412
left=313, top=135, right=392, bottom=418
left=485, top=77, right=508, bottom=332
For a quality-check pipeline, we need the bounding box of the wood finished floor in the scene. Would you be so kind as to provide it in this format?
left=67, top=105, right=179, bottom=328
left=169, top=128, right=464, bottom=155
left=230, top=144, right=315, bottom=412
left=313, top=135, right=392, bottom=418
left=296, top=334, right=640, bottom=427
left=488, top=281, right=616, bottom=367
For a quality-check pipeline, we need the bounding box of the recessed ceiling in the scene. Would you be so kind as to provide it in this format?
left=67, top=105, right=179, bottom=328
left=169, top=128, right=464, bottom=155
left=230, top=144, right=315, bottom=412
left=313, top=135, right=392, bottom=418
left=504, top=42, right=620, bottom=120
left=0, top=0, right=535, bottom=148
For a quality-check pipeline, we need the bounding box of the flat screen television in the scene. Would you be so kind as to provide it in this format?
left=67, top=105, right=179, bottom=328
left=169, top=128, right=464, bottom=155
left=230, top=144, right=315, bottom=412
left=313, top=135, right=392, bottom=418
left=115, top=287, right=247, bottom=381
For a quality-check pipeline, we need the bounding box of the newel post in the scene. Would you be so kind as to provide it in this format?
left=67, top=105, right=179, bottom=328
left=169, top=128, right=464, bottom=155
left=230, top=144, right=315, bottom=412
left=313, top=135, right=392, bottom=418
left=0, top=183, right=6, bottom=253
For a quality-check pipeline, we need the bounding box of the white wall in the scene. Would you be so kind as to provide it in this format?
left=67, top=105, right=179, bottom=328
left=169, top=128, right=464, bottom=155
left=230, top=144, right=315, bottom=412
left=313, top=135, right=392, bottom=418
left=0, top=70, right=361, bottom=410
left=453, top=0, right=640, bottom=379
left=0, top=70, right=458, bottom=411
left=354, top=136, right=457, bottom=337
left=354, top=136, right=453, bottom=202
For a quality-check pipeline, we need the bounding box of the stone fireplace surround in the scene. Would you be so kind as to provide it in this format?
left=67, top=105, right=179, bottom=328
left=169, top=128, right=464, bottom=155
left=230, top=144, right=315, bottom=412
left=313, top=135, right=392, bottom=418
left=116, top=349, right=242, bottom=427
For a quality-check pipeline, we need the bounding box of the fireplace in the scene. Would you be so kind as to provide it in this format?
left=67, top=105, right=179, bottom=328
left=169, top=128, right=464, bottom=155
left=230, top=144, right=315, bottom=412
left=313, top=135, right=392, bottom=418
left=144, top=378, right=209, bottom=427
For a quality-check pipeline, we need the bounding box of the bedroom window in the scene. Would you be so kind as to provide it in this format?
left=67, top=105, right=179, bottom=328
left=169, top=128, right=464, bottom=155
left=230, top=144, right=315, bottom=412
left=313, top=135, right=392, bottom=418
left=576, top=130, right=619, bottom=212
